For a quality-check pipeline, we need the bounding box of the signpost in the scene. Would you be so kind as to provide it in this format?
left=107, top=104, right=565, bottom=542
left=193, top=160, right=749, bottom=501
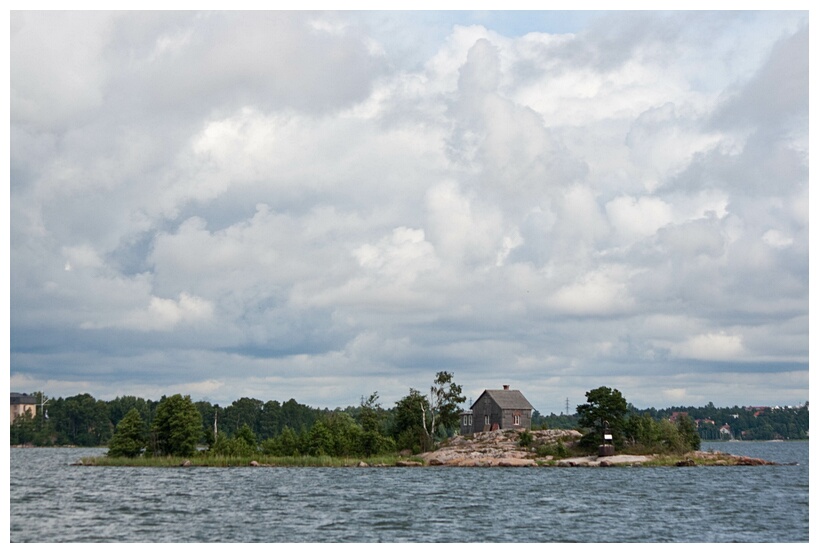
left=598, top=421, right=614, bottom=457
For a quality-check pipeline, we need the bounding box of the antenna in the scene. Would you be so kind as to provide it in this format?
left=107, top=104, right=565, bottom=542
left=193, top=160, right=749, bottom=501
left=39, top=392, right=50, bottom=429
left=565, top=397, right=570, bottom=416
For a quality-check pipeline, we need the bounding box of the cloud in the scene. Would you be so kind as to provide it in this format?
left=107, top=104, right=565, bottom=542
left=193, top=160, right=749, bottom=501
left=549, top=266, right=635, bottom=316
left=81, top=292, right=214, bottom=332
left=605, top=195, right=673, bottom=242
left=9, top=12, right=808, bottom=410
left=710, top=26, right=809, bottom=133
left=10, top=12, right=112, bottom=129
left=424, top=181, right=510, bottom=267
left=761, top=229, right=793, bottom=249
left=669, top=332, right=746, bottom=362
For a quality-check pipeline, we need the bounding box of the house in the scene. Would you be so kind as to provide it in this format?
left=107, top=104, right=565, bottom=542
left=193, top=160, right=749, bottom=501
left=10, top=393, right=37, bottom=424
left=669, top=411, right=688, bottom=423
left=460, top=385, right=534, bottom=434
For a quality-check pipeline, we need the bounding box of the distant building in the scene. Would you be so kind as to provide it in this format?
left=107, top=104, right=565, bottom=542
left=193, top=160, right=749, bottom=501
left=719, top=423, right=732, bottom=439
left=10, top=393, right=37, bottom=424
left=460, top=385, right=534, bottom=434
left=669, top=411, right=688, bottom=423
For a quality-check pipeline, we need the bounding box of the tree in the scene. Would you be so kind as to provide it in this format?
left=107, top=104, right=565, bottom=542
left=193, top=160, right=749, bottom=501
left=392, top=389, right=431, bottom=452
left=261, top=426, right=302, bottom=456
left=51, top=393, right=112, bottom=446
left=234, top=423, right=257, bottom=448
left=323, top=412, right=364, bottom=457
left=107, top=408, right=146, bottom=458
left=358, top=392, right=395, bottom=456
left=10, top=411, right=37, bottom=445
left=277, top=426, right=301, bottom=456
left=258, top=400, right=282, bottom=440
left=305, top=420, right=334, bottom=456
left=210, top=423, right=258, bottom=458
left=428, top=371, right=466, bottom=439
left=148, top=394, right=202, bottom=457
left=194, top=400, right=219, bottom=449
left=675, top=414, right=701, bottom=452
left=222, top=397, right=263, bottom=437
left=108, top=396, right=151, bottom=428
left=624, top=412, right=661, bottom=447
left=577, top=386, right=628, bottom=447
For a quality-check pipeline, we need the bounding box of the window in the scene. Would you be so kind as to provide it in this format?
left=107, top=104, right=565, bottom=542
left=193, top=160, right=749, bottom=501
left=484, top=415, right=489, bottom=426
left=514, top=414, right=521, bottom=426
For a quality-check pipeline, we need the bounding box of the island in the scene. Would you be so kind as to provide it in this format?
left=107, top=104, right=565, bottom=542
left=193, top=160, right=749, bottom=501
left=77, top=427, right=780, bottom=468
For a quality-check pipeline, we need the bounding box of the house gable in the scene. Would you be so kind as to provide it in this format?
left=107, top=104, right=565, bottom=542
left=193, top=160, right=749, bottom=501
left=461, top=385, right=534, bottom=434
left=10, top=392, right=37, bottom=424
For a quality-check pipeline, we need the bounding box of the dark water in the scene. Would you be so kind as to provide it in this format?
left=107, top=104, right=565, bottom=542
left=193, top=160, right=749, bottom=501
left=9, top=441, right=808, bottom=542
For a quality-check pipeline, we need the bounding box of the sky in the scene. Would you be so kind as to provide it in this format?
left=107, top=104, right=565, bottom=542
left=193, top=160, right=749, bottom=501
left=7, top=9, right=811, bottom=414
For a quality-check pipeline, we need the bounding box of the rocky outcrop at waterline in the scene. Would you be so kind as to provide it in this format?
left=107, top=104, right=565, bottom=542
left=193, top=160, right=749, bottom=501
left=419, top=428, right=582, bottom=467
left=414, top=428, right=781, bottom=467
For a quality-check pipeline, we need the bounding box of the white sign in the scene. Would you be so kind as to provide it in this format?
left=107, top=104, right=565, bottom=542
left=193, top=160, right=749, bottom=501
left=604, top=434, right=613, bottom=440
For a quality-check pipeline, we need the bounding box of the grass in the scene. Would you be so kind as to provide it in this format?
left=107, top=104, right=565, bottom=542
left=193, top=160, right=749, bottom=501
left=80, top=453, right=414, bottom=468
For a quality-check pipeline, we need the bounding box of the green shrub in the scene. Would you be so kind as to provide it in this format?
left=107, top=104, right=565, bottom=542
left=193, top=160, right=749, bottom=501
left=518, top=430, right=533, bottom=447
left=209, top=434, right=257, bottom=457
left=536, top=440, right=569, bottom=459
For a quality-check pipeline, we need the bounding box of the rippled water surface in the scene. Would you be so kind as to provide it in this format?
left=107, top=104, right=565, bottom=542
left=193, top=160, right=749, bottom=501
left=10, top=441, right=808, bottom=542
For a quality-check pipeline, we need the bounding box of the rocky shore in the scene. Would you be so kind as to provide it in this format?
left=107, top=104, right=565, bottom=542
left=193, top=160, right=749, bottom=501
left=414, top=428, right=779, bottom=467
left=418, top=428, right=580, bottom=467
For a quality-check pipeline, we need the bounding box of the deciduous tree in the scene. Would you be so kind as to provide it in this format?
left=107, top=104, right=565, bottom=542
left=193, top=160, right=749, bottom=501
left=392, top=388, right=431, bottom=452
left=427, top=372, right=466, bottom=440
left=358, top=392, right=395, bottom=456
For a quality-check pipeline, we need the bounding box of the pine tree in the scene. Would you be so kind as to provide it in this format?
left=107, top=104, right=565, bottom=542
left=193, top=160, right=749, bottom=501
left=107, top=408, right=146, bottom=458
left=148, top=394, right=202, bottom=457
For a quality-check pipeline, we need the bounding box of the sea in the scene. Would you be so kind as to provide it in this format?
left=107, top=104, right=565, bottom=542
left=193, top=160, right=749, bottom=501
left=8, top=441, right=809, bottom=543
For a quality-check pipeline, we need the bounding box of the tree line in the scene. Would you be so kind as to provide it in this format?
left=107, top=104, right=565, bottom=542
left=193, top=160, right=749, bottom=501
left=10, top=372, right=466, bottom=457
left=11, top=379, right=808, bottom=458
left=534, top=397, right=809, bottom=441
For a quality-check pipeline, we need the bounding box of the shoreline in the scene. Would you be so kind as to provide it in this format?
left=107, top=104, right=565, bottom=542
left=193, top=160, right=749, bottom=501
left=75, top=448, right=784, bottom=468
left=28, top=429, right=795, bottom=468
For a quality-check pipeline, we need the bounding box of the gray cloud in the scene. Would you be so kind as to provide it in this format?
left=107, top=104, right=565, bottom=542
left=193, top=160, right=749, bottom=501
left=9, top=11, right=808, bottom=411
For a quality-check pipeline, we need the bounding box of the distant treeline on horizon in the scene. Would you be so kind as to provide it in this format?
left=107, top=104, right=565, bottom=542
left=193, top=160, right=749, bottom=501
left=10, top=391, right=809, bottom=448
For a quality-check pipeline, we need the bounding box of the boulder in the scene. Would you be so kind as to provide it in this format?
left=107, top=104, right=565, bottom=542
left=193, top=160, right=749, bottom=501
left=498, top=458, right=537, bottom=467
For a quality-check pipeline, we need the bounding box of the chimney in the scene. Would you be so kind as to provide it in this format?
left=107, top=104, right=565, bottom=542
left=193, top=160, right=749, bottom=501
left=503, top=384, right=510, bottom=390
